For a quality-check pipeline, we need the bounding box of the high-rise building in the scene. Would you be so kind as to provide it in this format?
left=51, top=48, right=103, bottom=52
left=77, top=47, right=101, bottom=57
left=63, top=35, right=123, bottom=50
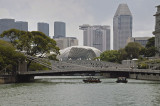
left=113, top=4, right=132, bottom=50
left=0, top=19, right=15, bottom=34
left=127, top=37, right=151, bottom=47
left=54, top=21, right=66, bottom=38
left=54, top=37, right=78, bottom=49
left=15, top=21, right=28, bottom=31
left=0, top=18, right=28, bottom=41
left=153, top=5, right=160, bottom=57
left=0, top=19, right=28, bottom=34
left=79, top=25, right=110, bottom=52
left=37, top=22, right=49, bottom=36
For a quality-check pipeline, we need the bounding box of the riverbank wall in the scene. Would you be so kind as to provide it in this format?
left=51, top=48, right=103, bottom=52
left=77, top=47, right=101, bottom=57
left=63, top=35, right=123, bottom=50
left=0, top=75, right=34, bottom=84
left=0, top=75, right=16, bottom=84
left=129, top=73, right=160, bottom=81
left=102, top=71, right=160, bottom=81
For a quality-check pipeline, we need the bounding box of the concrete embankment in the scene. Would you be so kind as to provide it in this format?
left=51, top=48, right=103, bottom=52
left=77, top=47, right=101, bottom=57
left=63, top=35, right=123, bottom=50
left=0, top=75, right=34, bottom=84
left=0, top=75, right=16, bottom=84
left=102, top=70, right=160, bottom=81
left=129, top=73, right=160, bottom=81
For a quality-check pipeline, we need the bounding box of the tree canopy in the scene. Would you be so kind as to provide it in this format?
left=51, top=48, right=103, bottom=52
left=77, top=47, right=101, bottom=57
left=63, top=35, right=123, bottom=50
left=0, top=29, right=60, bottom=70
left=0, top=40, right=25, bottom=73
left=144, top=37, right=157, bottom=57
left=125, top=42, right=144, bottom=59
left=145, top=37, right=155, bottom=48
left=100, top=50, right=120, bottom=63
left=100, top=42, right=144, bottom=63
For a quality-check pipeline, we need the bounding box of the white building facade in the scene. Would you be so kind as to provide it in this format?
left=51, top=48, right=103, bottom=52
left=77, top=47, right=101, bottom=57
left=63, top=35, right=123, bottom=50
left=54, top=37, right=78, bottom=50
left=79, top=25, right=110, bottom=52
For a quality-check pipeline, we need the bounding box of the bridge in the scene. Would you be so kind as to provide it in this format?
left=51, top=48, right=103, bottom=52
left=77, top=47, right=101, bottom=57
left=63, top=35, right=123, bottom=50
left=15, top=54, right=160, bottom=82
left=1, top=53, right=160, bottom=83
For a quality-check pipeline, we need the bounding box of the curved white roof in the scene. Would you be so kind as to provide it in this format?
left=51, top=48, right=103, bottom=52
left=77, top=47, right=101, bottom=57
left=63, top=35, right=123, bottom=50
left=57, top=46, right=102, bottom=61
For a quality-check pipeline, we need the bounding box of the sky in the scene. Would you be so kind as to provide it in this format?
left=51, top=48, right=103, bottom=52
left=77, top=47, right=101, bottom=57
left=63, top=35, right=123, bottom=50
left=0, top=0, right=159, bottom=49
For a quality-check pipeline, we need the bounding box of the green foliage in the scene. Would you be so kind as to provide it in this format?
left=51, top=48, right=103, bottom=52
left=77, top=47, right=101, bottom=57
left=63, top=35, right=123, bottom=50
left=28, top=62, right=49, bottom=71
left=100, top=50, right=120, bottom=63
left=0, top=29, right=20, bottom=43
left=125, top=42, right=143, bottom=59
left=0, top=40, right=25, bottom=73
left=138, top=63, right=149, bottom=69
left=137, top=59, right=160, bottom=69
left=139, top=47, right=146, bottom=55
left=48, top=54, right=58, bottom=61
left=143, top=37, right=157, bottom=57
left=145, top=37, right=155, bottom=48
left=0, top=29, right=60, bottom=70
left=144, top=46, right=157, bottom=57
left=118, top=48, right=127, bottom=61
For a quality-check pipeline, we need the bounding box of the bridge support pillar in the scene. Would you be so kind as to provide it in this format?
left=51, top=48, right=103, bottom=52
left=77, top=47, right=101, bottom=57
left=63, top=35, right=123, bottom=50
left=18, top=61, right=27, bottom=74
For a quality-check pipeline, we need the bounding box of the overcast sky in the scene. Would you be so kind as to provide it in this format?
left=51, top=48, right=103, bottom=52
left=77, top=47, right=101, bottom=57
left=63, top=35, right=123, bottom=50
left=0, top=0, right=159, bottom=48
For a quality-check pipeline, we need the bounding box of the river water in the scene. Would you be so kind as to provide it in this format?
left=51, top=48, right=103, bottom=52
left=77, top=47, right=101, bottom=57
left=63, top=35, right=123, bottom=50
left=0, top=76, right=160, bottom=106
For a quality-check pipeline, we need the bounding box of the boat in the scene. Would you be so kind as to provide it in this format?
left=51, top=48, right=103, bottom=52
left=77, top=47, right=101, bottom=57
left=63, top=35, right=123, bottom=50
left=116, top=77, right=128, bottom=83
left=83, top=77, right=101, bottom=83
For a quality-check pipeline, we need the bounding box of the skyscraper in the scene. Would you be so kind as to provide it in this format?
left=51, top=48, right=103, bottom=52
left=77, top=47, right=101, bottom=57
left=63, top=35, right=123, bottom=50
left=0, top=18, right=28, bottom=41
left=0, top=19, right=28, bottom=34
left=37, top=22, right=49, bottom=36
left=0, top=19, right=15, bottom=34
left=15, top=21, right=28, bottom=31
left=80, top=25, right=110, bottom=52
left=54, top=21, right=66, bottom=38
left=113, top=4, right=132, bottom=50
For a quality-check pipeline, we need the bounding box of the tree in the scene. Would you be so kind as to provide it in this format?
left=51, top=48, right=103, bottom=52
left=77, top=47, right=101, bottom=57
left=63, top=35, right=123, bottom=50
left=0, top=29, right=60, bottom=70
left=145, top=37, right=155, bottom=48
left=0, top=40, right=25, bottom=73
left=144, top=37, right=157, bottom=57
left=144, top=46, right=157, bottom=57
left=100, top=50, right=120, bottom=63
left=125, top=42, right=143, bottom=59
left=118, top=48, right=127, bottom=61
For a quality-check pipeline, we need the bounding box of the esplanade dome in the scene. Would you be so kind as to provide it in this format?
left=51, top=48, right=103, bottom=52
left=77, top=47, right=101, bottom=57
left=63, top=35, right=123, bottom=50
left=57, top=46, right=102, bottom=61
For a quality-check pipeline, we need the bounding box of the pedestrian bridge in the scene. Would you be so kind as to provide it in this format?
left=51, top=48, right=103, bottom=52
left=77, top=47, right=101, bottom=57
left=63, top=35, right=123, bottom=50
left=16, top=54, right=160, bottom=82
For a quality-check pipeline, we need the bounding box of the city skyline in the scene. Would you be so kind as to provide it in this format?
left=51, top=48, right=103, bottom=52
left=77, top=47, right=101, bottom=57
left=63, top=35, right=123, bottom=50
left=0, top=0, right=159, bottom=49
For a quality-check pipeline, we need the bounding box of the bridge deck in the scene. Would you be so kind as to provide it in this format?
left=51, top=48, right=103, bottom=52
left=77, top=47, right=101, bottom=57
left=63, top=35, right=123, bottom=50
left=18, top=67, right=160, bottom=76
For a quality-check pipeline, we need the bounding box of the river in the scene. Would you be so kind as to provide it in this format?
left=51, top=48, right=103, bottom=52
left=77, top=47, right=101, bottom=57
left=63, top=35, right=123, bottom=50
left=0, top=76, right=160, bottom=106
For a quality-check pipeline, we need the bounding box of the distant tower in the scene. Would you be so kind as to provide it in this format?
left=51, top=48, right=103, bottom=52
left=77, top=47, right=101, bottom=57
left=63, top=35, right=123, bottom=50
left=38, top=22, right=49, bottom=36
left=54, top=21, right=66, bottom=38
left=15, top=21, right=28, bottom=31
left=80, top=25, right=110, bottom=52
left=153, top=5, right=160, bottom=57
left=0, top=18, right=28, bottom=41
left=113, top=4, right=132, bottom=50
left=0, top=19, right=15, bottom=34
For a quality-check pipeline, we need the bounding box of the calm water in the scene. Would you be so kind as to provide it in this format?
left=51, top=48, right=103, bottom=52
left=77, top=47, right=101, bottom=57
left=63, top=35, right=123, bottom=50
left=0, top=76, right=160, bottom=106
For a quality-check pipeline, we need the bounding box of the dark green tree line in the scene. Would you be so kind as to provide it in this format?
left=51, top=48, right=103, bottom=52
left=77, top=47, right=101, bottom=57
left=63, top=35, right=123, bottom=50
left=0, top=40, right=25, bottom=73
